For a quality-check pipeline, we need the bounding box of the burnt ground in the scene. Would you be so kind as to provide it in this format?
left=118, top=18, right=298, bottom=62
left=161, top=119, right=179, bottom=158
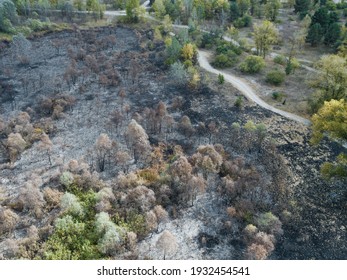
left=0, top=25, right=346, bottom=259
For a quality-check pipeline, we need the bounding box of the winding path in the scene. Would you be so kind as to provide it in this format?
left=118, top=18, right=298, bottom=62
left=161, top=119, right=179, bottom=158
left=197, top=50, right=311, bottom=125
left=104, top=7, right=311, bottom=126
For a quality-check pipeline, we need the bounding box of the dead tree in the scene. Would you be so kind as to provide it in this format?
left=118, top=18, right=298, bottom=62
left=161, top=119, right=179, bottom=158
left=156, top=230, right=178, bottom=260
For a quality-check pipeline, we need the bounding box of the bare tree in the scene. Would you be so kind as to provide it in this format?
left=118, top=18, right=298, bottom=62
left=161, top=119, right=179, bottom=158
left=95, top=133, right=113, bottom=172
left=145, top=210, right=158, bottom=234
left=191, top=145, right=223, bottom=179
left=156, top=230, right=178, bottom=260
left=118, top=88, right=127, bottom=106
left=179, top=115, right=194, bottom=137
left=11, top=34, right=32, bottom=66
left=38, top=133, right=53, bottom=166
left=169, top=155, right=193, bottom=204
left=156, top=101, right=167, bottom=133
left=125, top=185, right=156, bottom=212
left=115, top=150, right=131, bottom=172
left=153, top=205, right=168, bottom=232
left=110, top=109, right=124, bottom=133
left=187, top=174, right=206, bottom=206
left=125, top=119, right=151, bottom=163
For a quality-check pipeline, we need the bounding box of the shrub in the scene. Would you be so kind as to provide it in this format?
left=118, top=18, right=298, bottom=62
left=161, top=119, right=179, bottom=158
left=61, top=192, right=84, bottom=217
left=234, top=96, right=243, bottom=108
left=286, top=58, right=300, bottom=74
left=255, top=212, right=283, bottom=236
left=60, top=171, right=74, bottom=188
left=212, top=51, right=238, bottom=68
left=216, top=41, right=242, bottom=56
left=0, top=208, right=19, bottom=234
left=266, top=70, right=285, bottom=85
left=218, top=74, right=225, bottom=84
left=44, top=215, right=98, bottom=260
left=200, top=32, right=218, bottom=49
left=234, top=15, right=252, bottom=28
left=273, top=55, right=286, bottom=65
left=272, top=91, right=285, bottom=101
left=239, top=55, right=265, bottom=74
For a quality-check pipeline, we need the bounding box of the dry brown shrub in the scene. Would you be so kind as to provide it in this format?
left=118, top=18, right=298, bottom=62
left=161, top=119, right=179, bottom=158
left=43, top=187, right=63, bottom=209
left=226, top=206, right=237, bottom=218
left=126, top=231, right=138, bottom=251
left=18, top=182, right=45, bottom=218
left=0, top=208, right=19, bottom=235
left=245, top=243, right=268, bottom=260
left=254, top=232, right=275, bottom=253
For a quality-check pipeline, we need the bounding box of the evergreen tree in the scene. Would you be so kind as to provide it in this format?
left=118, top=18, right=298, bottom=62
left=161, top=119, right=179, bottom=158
left=294, top=0, right=311, bottom=18
left=306, top=23, right=323, bottom=46
left=230, top=2, right=240, bottom=21
left=324, top=23, right=341, bottom=46
left=311, top=6, right=330, bottom=32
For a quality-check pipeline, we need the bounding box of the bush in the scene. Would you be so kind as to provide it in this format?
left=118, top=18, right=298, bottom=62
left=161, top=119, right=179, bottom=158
left=239, top=55, right=265, bottom=74
left=212, top=51, right=238, bottom=68
left=218, top=74, right=225, bottom=84
left=266, top=70, right=285, bottom=85
left=272, top=91, right=285, bottom=101
left=234, top=96, right=243, bottom=108
left=200, top=32, right=218, bottom=49
left=216, top=41, right=242, bottom=55
left=234, top=15, right=252, bottom=28
left=273, top=55, right=286, bottom=65
left=26, top=19, right=51, bottom=32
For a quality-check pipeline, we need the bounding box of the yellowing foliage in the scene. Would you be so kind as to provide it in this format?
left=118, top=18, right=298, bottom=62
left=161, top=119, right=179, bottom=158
left=181, top=43, right=196, bottom=62
left=311, top=99, right=347, bottom=145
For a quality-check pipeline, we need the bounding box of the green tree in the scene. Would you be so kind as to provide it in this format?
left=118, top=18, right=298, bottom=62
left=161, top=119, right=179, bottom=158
left=311, top=6, right=330, bottom=32
left=324, top=22, right=341, bottom=46
left=125, top=0, right=140, bottom=22
left=237, top=0, right=250, bottom=16
left=230, top=1, right=240, bottom=20
left=253, top=20, right=278, bottom=58
left=250, top=0, right=260, bottom=16
left=86, top=0, right=105, bottom=21
left=309, top=54, right=347, bottom=112
left=153, top=0, right=166, bottom=19
left=311, top=99, right=347, bottom=179
left=306, top=23, right=323, bottom=46
left=0, top=0, right=18, bottom=33
left=265, top=0, right=281, bottom=22
left=294, top=0, right=311, bottom=18
left=165, top=37, right=182, bottom=65
left=311, top=99, right=347, bottom=145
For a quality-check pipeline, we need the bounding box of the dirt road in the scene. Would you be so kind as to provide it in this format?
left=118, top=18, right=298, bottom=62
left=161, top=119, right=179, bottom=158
left=197, top=50, right=311, bottom=125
